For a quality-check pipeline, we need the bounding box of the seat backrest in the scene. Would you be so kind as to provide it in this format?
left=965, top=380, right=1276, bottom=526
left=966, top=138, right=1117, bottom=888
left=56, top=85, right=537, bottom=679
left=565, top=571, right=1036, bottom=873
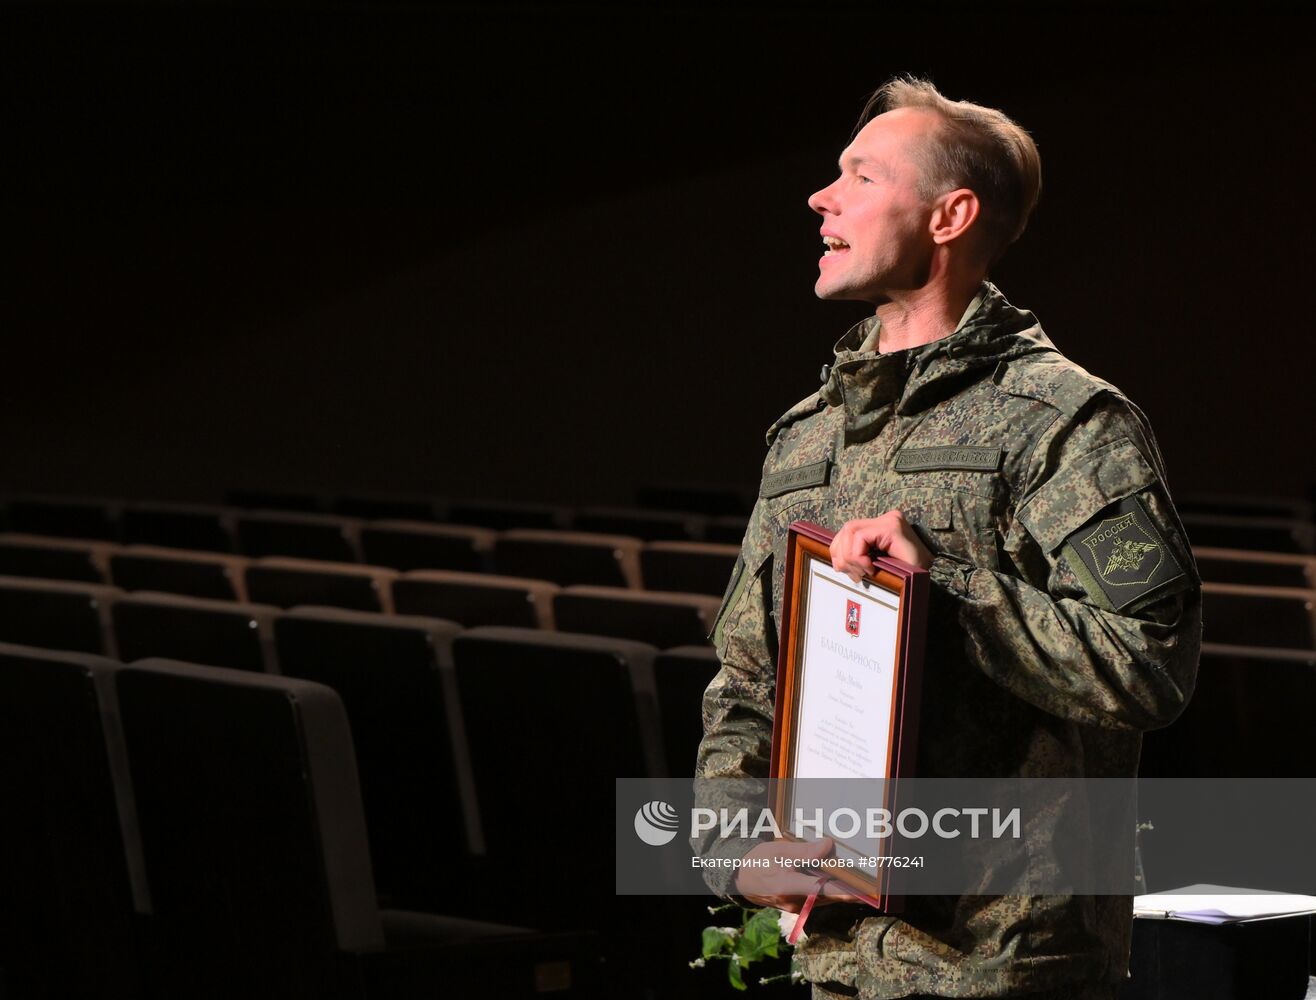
left=360, top=521, right=495, bottom=573
left=571, top=506, right=705, bottom=542
left=552, top=585, right=719, bottom=648
left=246, top=557, right=396, bottom=612
left=0, top=574, right=120, bottom=655
left=653, top=645, right=721, bottom=779
left=111, top=545, right=251, bottom=601
left=640, top=540, right=739, bottom=595
left=112, top=592, right=280, bottom=672
left=121, top=502, right=236, bottom=553
left=450, top=627, right=660, bottom=926
left=116, top=659, right=384, bottom=993
left=0, top=642, right=149, bottom=996
left=493, top=529, right=643, bottom=588
left=0, top=531, right=114, bottom=584
left=235, top=510, right=363, bottom=562
left=393, top=569, right=557, bottom=629
left=274, top=607, right=477, bottom=905
left=3, top=495, right=121, bottom=541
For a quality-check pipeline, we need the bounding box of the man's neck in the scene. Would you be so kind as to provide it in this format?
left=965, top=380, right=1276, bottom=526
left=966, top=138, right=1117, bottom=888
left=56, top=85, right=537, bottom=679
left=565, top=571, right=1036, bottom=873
left=873, top=275, right=984, bottom=354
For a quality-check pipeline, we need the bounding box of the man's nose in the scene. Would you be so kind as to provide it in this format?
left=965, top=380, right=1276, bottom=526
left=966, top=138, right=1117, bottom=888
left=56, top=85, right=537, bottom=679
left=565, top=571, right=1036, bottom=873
left=808, top=181, right=837, bottom=215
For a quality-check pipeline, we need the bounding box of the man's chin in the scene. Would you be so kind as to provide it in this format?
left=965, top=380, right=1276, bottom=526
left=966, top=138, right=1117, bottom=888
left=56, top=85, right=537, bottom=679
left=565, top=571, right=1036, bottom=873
left=814, top=281, right=873, bottom=304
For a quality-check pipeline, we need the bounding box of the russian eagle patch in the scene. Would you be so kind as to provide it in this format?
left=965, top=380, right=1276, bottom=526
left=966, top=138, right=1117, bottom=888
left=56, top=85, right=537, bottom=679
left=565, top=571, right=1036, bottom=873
left=1063, top=494, right=1187, bottom=611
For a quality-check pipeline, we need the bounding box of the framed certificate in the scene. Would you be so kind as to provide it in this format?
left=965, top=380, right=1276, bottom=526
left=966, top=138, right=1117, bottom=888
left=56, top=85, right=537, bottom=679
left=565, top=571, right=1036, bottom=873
left=768, top=520, right=928, bottom=904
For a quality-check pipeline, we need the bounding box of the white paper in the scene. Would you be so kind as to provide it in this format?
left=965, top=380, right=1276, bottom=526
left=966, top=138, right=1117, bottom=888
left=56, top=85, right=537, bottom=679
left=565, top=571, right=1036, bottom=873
left=1134, top=884, right=1316, bottom=924
left=792, top=560, right=901, bottom=782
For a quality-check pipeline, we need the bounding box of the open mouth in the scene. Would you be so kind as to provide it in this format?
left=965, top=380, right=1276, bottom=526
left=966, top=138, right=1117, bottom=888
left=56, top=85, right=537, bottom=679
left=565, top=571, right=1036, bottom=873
left=822, top=236, right=850, bottom=256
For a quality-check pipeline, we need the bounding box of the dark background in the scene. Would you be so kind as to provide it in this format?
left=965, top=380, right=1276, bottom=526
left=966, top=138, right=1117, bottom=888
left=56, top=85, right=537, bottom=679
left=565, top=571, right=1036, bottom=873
left=6, top=5, right=1313, bottom=509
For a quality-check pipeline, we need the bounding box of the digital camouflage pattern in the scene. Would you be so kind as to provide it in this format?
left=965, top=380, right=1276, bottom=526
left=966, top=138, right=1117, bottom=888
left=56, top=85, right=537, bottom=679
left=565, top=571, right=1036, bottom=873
left=693, top=282, right=1202, bottom=999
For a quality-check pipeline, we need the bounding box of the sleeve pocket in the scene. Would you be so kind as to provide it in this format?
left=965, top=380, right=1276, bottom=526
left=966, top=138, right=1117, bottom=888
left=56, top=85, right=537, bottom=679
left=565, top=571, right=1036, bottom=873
left=1015, top=437, right=1159, bottom=554
left=709, top=550, right=770, bottom=652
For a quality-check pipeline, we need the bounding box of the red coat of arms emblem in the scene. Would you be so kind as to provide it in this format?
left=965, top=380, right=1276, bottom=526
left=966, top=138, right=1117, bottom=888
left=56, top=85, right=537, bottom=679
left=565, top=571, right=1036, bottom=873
left=845, top=599, right=860, bottom=636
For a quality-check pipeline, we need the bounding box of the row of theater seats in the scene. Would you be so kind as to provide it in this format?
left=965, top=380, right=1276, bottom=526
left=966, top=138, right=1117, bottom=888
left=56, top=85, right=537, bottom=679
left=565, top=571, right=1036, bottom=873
left=0, top=619, right=720, bottom=996
left=2, top=545, right=1313, bottom=653
left=0, top=643, right=613, bottom=999
left=0, top=494, right=752, bottom=549
left=0, top=594, right=716, bottom=781
left=0, top=525, right=737, bottom=594
left=0, top=568, right=724, bottom=655
left=4, top=490, right=1316, bottom=564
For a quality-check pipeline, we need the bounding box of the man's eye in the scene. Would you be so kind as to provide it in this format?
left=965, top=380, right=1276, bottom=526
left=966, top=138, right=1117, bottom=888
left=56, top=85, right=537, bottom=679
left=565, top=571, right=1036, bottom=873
left=858, top=175, right=873, bottom=184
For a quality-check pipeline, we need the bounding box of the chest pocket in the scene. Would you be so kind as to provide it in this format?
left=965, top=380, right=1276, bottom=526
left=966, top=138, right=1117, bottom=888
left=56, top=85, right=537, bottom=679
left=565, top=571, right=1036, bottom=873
left=884, top=481, right=1004, bottom=572
left=765, top=485, right=835, bottom=617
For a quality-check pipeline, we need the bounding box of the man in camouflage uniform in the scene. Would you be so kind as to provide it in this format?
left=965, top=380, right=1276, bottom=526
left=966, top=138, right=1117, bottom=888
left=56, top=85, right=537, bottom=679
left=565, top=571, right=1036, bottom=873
left=693, top=78, right=1201, bottom=999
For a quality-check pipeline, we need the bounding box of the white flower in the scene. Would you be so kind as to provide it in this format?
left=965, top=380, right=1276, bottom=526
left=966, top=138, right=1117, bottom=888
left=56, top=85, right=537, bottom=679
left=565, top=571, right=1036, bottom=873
left=777, top=909, right=804, bottom=942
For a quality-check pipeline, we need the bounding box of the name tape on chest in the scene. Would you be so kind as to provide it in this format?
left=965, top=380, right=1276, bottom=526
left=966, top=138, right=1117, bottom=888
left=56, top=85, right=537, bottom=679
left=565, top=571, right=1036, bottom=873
left=894, top=446, right=1003, bottom=473
left=1062, top=494, right=1187, bottom=612
left=759, top=459, right=831, bottom=499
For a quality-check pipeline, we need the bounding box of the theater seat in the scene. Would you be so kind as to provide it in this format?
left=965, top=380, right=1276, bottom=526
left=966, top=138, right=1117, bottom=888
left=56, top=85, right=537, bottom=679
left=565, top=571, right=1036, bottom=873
left=450, top=627, right=660, bottom=930
left=110, top=546, right=251, bottom=601
left=360, top=521, right=495, bottom=573
left=552, top=585, right=719, bottom=648
left=3, top=494, right=121, bottom=541
left=246, top=557, right=397, bottom=613
left=0, top=575, right=120, bottom=655
left=640, top=540, right=739, bottom=595
left=273, top=607, right=476, bottom=908
left=493, top=529, right=643, bottom=588
left=121, top=502, right=236, bottom=553
left=235, top=510, right=363, bottom=562
left=115, top=659, right=598, bottom=998
left=0, top=643, right=150, bottom=998
left=0, top=532, right=114, bottom=584
left=392, top=570, right=557, bottom=629
left=112, top=593, right=280, bottom=672
left=654, top=645, right=721, bottom=779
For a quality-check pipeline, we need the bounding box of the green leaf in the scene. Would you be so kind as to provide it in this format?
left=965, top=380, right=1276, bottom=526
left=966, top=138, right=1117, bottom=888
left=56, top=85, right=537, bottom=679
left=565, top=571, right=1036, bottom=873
left=732, top=908, right=780, bottom=965
left=726, top=959, right=747, bottom=991
left=702, top=926, right=737, bottom=960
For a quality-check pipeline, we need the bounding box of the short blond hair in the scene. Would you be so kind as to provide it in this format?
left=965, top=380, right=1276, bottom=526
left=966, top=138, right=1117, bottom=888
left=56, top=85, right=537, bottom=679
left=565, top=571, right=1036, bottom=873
left=859, top=76, right=1042, bottom=266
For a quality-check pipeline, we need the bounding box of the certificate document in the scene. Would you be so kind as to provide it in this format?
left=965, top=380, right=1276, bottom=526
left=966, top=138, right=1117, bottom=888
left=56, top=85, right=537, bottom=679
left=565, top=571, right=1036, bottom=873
left=768, top=521, right=929, bottom=903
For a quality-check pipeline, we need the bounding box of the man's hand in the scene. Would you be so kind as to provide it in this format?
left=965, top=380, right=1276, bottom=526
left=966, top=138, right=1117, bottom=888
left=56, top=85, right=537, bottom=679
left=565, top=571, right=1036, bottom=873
left=733, top=837, right=860, bottom=912
left=830, top=510, right=933, bottom=582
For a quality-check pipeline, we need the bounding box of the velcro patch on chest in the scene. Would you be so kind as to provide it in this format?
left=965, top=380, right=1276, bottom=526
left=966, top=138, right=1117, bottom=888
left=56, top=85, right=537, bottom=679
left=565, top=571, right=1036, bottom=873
left=1062, top=495, right=1187, bottom=612
left=759, top=459, right=831, bottom=499
left=894, top=445, right=1003, bottom=473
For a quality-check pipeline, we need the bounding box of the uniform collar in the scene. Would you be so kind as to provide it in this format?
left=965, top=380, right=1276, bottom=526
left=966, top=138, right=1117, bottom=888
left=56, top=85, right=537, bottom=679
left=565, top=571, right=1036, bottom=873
left=820, top=281, right=1055, bottom=417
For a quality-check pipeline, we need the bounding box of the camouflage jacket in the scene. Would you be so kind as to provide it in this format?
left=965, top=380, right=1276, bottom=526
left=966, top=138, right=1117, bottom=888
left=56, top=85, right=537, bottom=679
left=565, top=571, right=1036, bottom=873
left=694, top=282, right=1202, bottom=999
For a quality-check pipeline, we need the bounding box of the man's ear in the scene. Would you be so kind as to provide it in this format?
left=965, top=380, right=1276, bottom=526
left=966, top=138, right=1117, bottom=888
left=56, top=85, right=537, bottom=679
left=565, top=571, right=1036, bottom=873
left=930, top=188, right=980, bottom=246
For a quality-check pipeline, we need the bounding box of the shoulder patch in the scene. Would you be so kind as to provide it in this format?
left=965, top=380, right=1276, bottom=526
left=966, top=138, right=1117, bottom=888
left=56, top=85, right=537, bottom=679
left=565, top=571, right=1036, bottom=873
left=1062, top=495, right=1187, bottom=612
left=765, top=391, right=826, bottom=446
left=993, top=355, right=1121, bottom=419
